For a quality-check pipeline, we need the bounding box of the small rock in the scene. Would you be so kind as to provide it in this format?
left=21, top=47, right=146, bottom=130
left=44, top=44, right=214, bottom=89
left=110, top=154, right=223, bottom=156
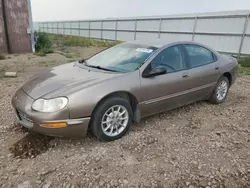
left=17, top=181, right=32, bottom=188
left=42, top=181, right=52, bottom=188
left=99, top=180, right=105, bottom=186
left=188, top=185, right=195, bottom=188
left=186, top=182, right=191, bottom=186
left=3, top=176, right=8, bottom=180
left=123, top=179, right=129, bottom=185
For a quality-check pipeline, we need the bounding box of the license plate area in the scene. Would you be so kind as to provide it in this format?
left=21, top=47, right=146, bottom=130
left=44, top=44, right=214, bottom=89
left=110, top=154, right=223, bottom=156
left=16, top=110, right=34, bottom=129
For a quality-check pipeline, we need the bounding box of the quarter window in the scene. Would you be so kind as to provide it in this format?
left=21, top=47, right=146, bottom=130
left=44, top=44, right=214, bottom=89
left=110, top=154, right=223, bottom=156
left=184, top=44, right=215, bottom=68
left=150, top=45, right=185, bottom=73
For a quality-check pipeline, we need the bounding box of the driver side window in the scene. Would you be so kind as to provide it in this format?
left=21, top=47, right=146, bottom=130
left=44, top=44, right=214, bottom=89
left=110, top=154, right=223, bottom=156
left=150, top=45, right=185, bottom=73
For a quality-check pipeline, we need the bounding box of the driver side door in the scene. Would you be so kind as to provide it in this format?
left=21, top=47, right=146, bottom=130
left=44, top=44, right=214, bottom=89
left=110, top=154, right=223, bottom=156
left=140, top=45, right=192, bottom=117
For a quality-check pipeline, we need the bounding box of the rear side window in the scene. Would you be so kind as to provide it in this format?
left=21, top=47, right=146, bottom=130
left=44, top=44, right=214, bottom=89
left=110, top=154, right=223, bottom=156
left=184, top=44, right=215, bottom=68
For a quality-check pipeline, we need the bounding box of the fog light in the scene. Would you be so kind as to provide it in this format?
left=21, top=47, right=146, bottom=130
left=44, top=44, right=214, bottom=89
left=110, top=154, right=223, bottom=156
left=40, top=122, right=67, bottom=128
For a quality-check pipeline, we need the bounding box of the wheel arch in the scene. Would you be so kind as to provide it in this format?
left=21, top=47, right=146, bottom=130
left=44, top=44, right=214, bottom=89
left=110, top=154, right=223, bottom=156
left=91, top=91, right=140, bottom=122
left=222, top=72, right=232, bottom=86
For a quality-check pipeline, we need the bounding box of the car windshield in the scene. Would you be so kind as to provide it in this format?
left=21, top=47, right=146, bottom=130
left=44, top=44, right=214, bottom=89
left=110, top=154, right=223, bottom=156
left=84, top=43, right=157, bottom=73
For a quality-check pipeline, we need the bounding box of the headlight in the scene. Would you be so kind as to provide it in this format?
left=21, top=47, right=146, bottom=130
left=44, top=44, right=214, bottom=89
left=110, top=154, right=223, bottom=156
left=32, top=97, right=68, bottom=112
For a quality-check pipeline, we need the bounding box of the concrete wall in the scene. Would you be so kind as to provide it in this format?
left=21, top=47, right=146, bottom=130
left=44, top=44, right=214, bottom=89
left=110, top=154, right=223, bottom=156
left=36, top=10, right=250, bottom=56
left=0, top=0, right=32, bottom=53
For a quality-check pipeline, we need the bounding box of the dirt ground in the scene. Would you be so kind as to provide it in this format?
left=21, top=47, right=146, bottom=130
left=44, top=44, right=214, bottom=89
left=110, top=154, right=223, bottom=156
left=0, top=46, right=250, bottom=188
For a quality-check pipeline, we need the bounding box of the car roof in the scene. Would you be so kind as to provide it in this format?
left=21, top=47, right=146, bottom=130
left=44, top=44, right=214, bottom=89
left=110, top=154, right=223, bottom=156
left=124, top=40, right=205, bottom=48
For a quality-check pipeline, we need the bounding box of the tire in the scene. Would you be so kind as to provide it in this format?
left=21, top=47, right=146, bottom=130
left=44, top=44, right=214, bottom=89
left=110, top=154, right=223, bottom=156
left=91, top=97, right=133, bottom=141
left=209, top=76, right=229, bottom=104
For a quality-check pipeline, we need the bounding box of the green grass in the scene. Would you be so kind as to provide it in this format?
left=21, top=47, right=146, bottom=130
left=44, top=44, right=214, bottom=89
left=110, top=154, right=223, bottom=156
left=238, top=65, right=250, bottom=76
left=238, top=57, right=250, bottom=76
left=238, top=57, right=250, bottom=67
left=49, top=34, right=120, bottom=48
left=35, top=31, right=53, bottom=56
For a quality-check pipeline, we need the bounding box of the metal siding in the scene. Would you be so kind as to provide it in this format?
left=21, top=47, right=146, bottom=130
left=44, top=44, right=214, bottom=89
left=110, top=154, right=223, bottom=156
left=103, top=30, right=115, bottom=40
left=117, top=20, right=135, bottom=30
left=160, top=33, right=192, bottom=42
left=136, top=32, right=158, bottom=41
left=80, top=30, right=89, bottom=37
left=161, top=19, right=194, bottom=32
left=33, top=22, right=39, bottom=31
left=64, top=29, right=71, bottom=35
left=58, top=22, right=64, bottom=28
left=71, top=22, right=79, bottom=28
left=241, top=36, right=250, bottom=54
left=71, top=29, right=79, bottom=36
left=80, top=22, right=89, bottom=29
left=246, top=18, right=250, bottom=34
left=90, top=21, right=101, bottom=29
left=194, top=35, right=241, bottom=53
left=58, top=28, right=64, bottom=34
left=37, top=10, right=250, bottom=55
left=103, top=21, right=116, bottom=29
left=196, top=17, right=245, bottom=33
left=4, top=0, right=31, bottom=53
left=137, top=20, right=160, bottom=31
left=90, top=30, right=101, bottom=38
left=52, top=22, right=57, bottom=29
left=117, top=31, right=134, bottom=41
left=64, top=22, right=70, bottom=28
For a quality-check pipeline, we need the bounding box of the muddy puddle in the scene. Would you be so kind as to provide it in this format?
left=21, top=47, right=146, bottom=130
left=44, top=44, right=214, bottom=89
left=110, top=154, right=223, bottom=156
left=9, top=133, right=54, bottom=159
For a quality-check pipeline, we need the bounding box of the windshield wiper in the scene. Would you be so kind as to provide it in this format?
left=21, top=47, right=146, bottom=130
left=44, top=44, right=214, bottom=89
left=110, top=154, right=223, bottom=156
left=78, top=59, right=86, bottom=64
left=85, top=64, right=119, bottom=72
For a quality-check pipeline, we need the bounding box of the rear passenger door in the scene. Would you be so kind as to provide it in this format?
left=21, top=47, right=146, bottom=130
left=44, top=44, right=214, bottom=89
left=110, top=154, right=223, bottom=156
left=182, top=44, right=220, bottom=100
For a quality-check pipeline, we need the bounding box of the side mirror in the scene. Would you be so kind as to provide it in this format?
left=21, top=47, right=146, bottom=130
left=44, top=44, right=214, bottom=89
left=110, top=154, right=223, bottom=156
left=142, top=67, right=167, bottom=78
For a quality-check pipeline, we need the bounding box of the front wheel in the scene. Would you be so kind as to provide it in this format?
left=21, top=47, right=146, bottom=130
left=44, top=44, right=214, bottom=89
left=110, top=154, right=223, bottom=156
left=209, top=76, right=229, bottom=104
left=91, top=97, right=133, bottom=141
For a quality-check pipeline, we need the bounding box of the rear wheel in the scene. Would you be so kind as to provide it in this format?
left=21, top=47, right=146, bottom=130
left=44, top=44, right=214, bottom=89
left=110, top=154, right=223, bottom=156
left=209, top=76, right=229, bottom=104
left=91, top=97, right=133, bottom=141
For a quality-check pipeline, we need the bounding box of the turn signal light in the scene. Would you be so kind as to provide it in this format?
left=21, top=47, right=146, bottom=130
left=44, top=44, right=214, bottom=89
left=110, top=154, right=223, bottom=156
left=40, top=122, right=67, bottom=128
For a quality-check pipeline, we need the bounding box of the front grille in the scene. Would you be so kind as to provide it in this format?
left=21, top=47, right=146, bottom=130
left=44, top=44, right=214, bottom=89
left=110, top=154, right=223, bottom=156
left=17, top=110, right=33, bottom=124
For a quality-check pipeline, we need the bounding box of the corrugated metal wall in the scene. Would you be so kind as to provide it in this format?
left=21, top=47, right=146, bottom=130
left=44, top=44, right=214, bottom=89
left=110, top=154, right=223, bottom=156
left=0, top=0, right=32, bottom=53
left=36, top=10, right=250, bottom=56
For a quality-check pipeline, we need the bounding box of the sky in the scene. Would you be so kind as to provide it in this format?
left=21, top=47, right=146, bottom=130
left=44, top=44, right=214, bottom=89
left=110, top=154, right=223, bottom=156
left=31, top=0, right=250, bottom=21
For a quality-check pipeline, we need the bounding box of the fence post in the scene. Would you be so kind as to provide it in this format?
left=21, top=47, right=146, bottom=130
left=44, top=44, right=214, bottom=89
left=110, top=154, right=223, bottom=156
left=57, top=22, right=59, bottom=34
left=78, top=21, right=81, bottom=36
left=47, top=23, right=49, bottom=33
left=192, top=16, right=198, bottom=41
left=158, top=17, right=162, bottom=39
left=238, top=14, right=249, bottom=58
left=134, top=18, right=137, bottom=40
left=115, top=20, right=118, bottom=41
left=101, top=20, right=103, bottom=40
left=70, top=21, right=72, bottom=35
left=88, top=21, right=91, bottom=38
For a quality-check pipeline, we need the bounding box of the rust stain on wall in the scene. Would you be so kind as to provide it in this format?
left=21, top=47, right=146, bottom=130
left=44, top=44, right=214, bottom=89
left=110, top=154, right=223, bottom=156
left=0, top=0, right=31, bottom=53
left=0, top=0, right=8, bottom=53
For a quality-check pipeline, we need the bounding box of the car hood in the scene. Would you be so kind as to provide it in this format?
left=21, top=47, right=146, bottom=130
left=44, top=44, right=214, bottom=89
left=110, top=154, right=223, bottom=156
left=22, top=62, right=122, bottom=99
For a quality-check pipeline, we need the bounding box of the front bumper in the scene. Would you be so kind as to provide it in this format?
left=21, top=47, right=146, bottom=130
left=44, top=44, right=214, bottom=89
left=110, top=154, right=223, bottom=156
left=12, top=89, right=90, bottom=138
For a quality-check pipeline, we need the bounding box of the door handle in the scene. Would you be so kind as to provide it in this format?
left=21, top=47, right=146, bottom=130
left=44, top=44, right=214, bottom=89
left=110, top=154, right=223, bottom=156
left=182, top=73, right=189, bottom=78
left=215, top=67, right=219, bottom=70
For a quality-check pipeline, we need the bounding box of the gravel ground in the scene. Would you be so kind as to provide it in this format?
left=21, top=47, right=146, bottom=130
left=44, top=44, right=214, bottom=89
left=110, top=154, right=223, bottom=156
left=0, top=47, right=250, bottom=188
